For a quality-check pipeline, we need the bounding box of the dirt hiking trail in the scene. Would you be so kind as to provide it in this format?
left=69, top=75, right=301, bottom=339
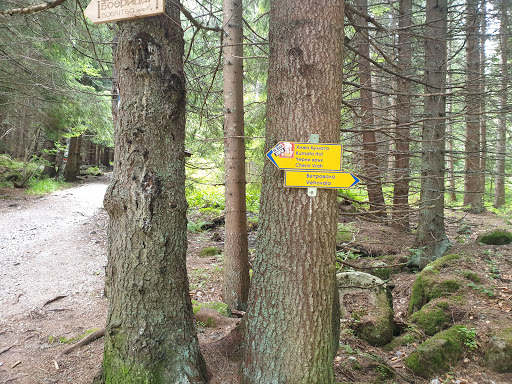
left=0, top=179, right=109, bottom=383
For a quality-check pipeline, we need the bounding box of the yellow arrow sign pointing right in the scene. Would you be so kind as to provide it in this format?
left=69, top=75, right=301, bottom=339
left=284, top=171, right=359, bottom=189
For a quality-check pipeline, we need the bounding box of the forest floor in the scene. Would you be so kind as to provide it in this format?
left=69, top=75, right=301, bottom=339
left=0, top=176, right=511, bottom=384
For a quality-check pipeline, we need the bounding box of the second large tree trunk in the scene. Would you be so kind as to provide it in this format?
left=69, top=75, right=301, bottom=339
left=101, top=3, right=208, bottom=382
left=242, top=0, right=344, bottom=382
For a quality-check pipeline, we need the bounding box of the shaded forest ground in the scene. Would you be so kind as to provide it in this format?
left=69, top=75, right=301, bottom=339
left=0, top=177, right=511, bottom=383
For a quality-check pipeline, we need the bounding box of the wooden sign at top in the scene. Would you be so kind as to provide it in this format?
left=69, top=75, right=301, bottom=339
left=84, top=0, right=164, bottom=24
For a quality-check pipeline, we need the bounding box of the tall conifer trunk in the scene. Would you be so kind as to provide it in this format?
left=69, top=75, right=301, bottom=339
left=223, top=0, right=250, bottom=311
left=101, top=3, right=208, bottom=382
left=243, top=0, right=344, bottom=382
left=355, top=0, right=385, bottom=214
left=464, top=0, right=484, bottom=213
left=495, top=0, right=509, bottom=207
left=416, top=0, right=449, bottom=268
left=392, top=0, right=412, bottom=228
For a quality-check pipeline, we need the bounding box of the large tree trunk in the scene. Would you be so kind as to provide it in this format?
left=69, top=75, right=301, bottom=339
left=242, top=0, right=344, bottom=382
left=463, top=0, right=484, bottom=213
left=101, top=3, right=208, bottom=383
left=222, top=0, right=250, bottom=311
left=63, top=135, right=81, bottom=182
left=355, top=0, right=385, bottom=215
left=416, top=0, right=449, bottom=268
left=41, top=139, right=57, bottom=178
left=495, top=0, right=508, bottom=208
left=102, top=146, right=110, bottom=168
left=392, top=0, right=412, bottom=228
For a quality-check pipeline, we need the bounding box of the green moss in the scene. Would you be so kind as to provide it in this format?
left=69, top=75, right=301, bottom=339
left=58, top=329, right=100, bottom=344
left=479, top=230, right=512, bottom=245
left=410, top=301, right=451, bottom=336
left=460, top=270, right=481, bottom=283
left=384, top=332, right=420, bottom=351
left=374, top=364, right=395, bottom=382
left=405, top=325, right=467, bottom=378
left=370, top=262, right=392, bottom=280
left=198, top=246, right=221, bottom=257
left=355, top=285, right=394, bottom=346
left=408, top=261, right=462, bottom=314
left=485, top=328, right=512, bottom=373
left=192, top=300, right=230, bottom=316
left=103, top=331, right=207, bottom=383
left=429, top=254, right=462, bottom=269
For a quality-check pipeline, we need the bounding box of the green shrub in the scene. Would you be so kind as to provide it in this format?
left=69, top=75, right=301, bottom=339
left=85, top=166, right=102, bottom=176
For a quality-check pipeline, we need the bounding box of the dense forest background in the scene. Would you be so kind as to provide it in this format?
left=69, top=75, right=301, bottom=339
left=2, top=0, right=512, bottom=383
left=2, top=0, right=510, bottom=219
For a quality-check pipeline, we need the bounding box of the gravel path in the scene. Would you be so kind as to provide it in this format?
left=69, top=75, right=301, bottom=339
left=0, top=181, right=108, bottom=318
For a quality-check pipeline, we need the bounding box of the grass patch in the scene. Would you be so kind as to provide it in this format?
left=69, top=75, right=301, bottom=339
left=26, top=178, right=67, bottom=195
left=48, top=329, right=100, bottom=344
left=199, top=246, right=221, bottom=257
left=192, top=300, right=230, bottom=316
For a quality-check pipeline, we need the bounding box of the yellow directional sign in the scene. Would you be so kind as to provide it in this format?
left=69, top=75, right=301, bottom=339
left=84, top=0, right=164, bottom=24
left=284, top=171, right=359, bottom=189
left=266, top=142, right=342, bottom=171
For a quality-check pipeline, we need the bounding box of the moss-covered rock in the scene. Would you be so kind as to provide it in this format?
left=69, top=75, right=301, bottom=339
left=478, top=230, right=512, bottom=245
left=408, top=255, right=463, bottom=314
left=369, top=261, right=392, bottom=281
left=410, top=300, right=453, bottom=336
left=405, top=325, right=467, bottom=378
left=384, top=331, right=421, bottom=351
left=485, top=328, right=512, bottom=373
left=337, top=272, right=394, bottom=346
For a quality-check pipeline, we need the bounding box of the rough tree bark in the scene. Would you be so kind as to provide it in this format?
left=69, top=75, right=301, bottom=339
left=416, top=0, right=449, bottom=268
left=64, top=135, right=81, bottom=182
left=101, top=3, right=208, bottom=383
left=242, top=0, right=344, bottom=382
left=479, top=0, right=487, bottom=204
left=222, top=0, right=250, bottom=311
left=355, top=0, right=385, bottom=214
left=494, top=0, right=508, bottom=208
left=464, top=0, right=484, bottom=213
left=41, top=139, right=57, bottom=178
left=446, top=48, right=457, bottom=203
left=392, top=0, right=412, bottom=228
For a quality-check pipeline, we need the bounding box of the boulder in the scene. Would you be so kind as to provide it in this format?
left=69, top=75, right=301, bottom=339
left=408, top=254, right=463, bottom=314
left=410, top=299, right=455, bottom=336
left=405, top=325, right=467, bottom=378
left=336, top=272, right=394, bottom=346
left=485, top=328, right=512, bottom=373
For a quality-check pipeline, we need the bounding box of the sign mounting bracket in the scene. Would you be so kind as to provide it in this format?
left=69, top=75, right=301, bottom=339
left=307, top=134, right=319, bottom=197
